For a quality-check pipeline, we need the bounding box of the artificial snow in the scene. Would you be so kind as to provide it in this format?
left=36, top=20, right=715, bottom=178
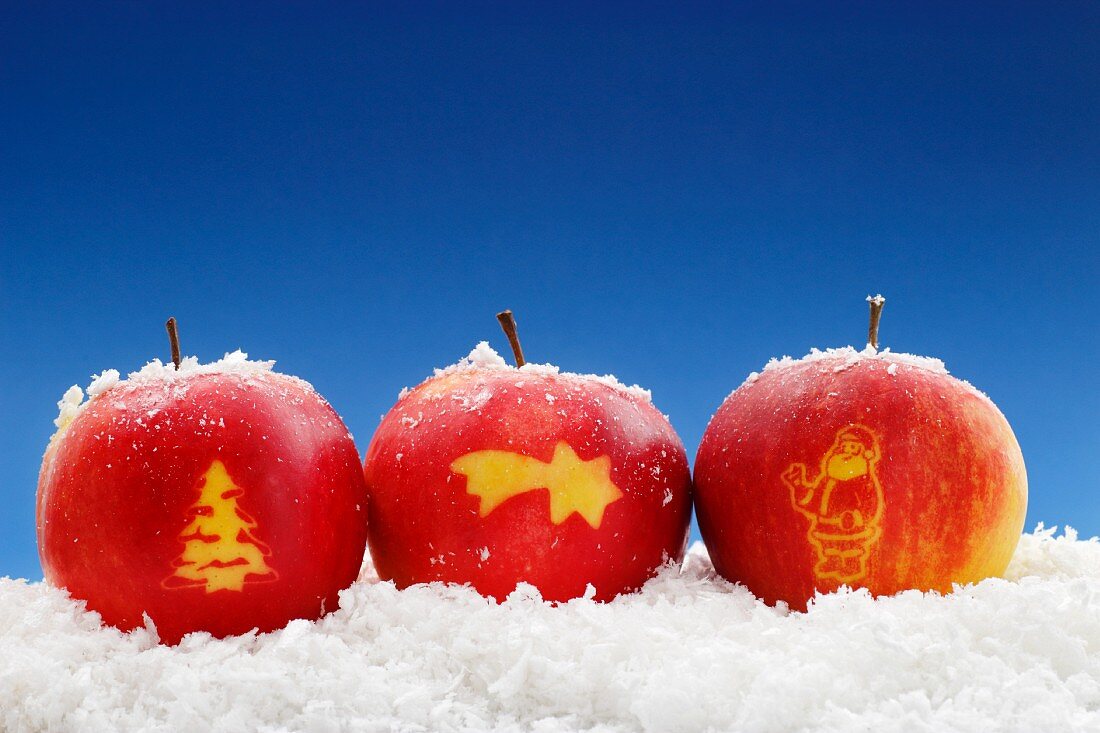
left=52, top=385, right=85, bottom=430
left=866, top=293, right=886, bottom=307
left=727, top=343, right=1003, bottom=417
left=51, top=351, right=278, bottom=433
left=3, top=527, right=1100, bottom=732
left=427, top=342, right=653, bottom=403
left=126, top=350, right=275, bottom=383
left=758, top=345, right=949, bottom=381
left=747, top=294, right=940, bottom=384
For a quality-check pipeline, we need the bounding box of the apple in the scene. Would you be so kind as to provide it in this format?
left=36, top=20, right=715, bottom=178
left=693, top=297, right=1027, bottom=609
left=37, top=323, right=368, bottom=644
left=363, top=311, right=692, bottom=602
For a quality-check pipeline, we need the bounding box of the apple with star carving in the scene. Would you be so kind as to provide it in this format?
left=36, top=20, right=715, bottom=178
left=363, top=311, right=692, bottom=601
left=693, top=297, right=1028, bottom=609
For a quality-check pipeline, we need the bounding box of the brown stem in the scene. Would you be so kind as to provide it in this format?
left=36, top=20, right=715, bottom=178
left=496, top=310, right=526, bottom=367
left=165, top=317, right=181, bottom=370
left=866, top=295, right=885, bottom=350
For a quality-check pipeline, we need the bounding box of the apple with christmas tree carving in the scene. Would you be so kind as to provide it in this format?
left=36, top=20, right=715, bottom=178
left=694, top=297, right=1027, bottom=609
left=36, top=319, right=368, bottom=644
left=363, top=311, right=692, bottom=601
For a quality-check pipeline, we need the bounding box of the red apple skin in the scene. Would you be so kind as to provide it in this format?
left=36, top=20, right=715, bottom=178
left=363, top=369, right=692, bottom=601
left=36, top=371, right=368, bottom=645
left=694, top=354, right=1027, bottom=610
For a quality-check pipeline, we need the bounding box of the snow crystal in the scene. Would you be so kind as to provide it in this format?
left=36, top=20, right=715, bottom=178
left=427, top=342, right=653, bottom=403
left=3, top=528, right=1100, bottom=732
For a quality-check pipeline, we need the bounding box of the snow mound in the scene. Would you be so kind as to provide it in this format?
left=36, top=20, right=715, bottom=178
left=125, top=349, right=275, bottom=383
left=52, top=351, right=277, bottom=431
left=3, top=527, right=1099, bottom=732
left=423, top=342, right=653, bottom=403
left=759, top=345, right=948, bottom=380
left=732, top=344, right=999, bottom=410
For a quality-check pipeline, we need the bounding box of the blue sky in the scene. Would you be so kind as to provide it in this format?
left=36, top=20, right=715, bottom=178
left=2, top=2, right=1097, bottom=580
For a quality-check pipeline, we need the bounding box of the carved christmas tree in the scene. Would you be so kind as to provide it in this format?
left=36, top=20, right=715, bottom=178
left=163, top=460, right=277, bottom=592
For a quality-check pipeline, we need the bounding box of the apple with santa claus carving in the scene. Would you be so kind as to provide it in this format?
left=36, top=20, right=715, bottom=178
left=693, top=297, right=1027, bottom=609
left=36, top=319, right=368, bottom=644
left=363, top=311, right=692, bottom=601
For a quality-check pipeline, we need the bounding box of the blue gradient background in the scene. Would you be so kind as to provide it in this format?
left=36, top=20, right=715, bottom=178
left=2, top=3, right=1097, bottom=580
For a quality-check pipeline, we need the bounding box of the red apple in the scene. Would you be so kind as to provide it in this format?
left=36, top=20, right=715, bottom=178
left=694, top=299, right=1028, bottom=609
left=37, top=349, right=368, bottom=644
left=363, top=337, right=692, bottom=602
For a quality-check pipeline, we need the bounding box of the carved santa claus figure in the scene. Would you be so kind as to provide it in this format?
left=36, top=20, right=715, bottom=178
left=782, top=424, right=884, bottom=583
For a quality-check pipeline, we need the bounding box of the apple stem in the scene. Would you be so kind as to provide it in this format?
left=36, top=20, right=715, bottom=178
left=866, top=294, right=885, bottom=350
left=496, top=310, right=526, bottom=367
left=165, top=317, right=181, bottom=370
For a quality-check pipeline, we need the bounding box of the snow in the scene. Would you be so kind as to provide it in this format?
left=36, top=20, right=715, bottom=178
left=86, top=369, right=121, bottom=398
left=126, top=349, right=275, bottom=382
left=52, top=385, right=85, bottom=430
left=425, top=342, right=653, bottom=403
left=729, top=342, right=984, bottom=397
left=758, top=345, right=949, bottom=380
left=4, top=527, right=1100, bottom=732
left=727, top=343, right=1003, bottom=414
left=51, top=351, right=277, bottom=433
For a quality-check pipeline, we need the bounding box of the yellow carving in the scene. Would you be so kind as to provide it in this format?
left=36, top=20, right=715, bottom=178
left=781, top=425, right=885, bottom=584
left=163, top=460, right=277, bottom=592
left=451, top=441, right=623, bottom=529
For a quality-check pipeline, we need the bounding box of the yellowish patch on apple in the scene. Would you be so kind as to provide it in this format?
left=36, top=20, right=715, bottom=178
left=164, top=460, right=277, bottom=592
left=452, top=442, right=623, bottom=529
